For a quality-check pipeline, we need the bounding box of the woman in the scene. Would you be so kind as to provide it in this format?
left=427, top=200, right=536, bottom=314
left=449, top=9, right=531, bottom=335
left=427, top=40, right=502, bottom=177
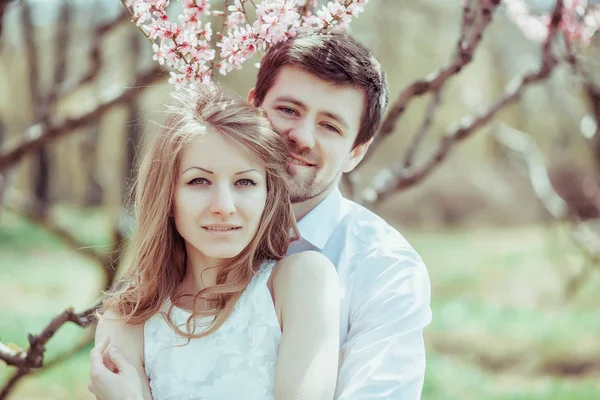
left=88, top=85, right=340, bottom=400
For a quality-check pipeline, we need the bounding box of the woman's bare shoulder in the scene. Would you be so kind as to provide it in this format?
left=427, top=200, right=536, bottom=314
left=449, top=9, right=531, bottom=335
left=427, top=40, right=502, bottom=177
left=95, top=308, right=144, bottom=354
left=270, top=251, right=338, bottom=308
left=272, top=251, right=335, bottom=282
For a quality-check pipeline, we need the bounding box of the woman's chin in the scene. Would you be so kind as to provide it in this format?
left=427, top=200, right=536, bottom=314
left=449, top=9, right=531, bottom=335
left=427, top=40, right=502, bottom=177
left=200, top=246, right=246, bottom=261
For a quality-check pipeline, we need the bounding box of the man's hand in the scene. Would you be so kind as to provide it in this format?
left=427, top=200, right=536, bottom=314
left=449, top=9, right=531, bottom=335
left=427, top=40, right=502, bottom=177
left=88, top=336, right=145, bottom=400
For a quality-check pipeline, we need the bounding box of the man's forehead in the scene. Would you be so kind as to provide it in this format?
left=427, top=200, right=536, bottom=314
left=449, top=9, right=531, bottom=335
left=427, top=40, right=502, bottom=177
left=268, top=66, right=364, bottom=118
left=270, top=66, right=354, bottom=94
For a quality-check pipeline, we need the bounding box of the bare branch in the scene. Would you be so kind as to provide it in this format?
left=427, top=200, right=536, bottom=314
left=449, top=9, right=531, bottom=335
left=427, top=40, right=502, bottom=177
left=21, top=1, right=40, bottom=121
left=494, top=124, right=569, bottom=219
left=563, top=259, right=595, bottom=301
left=0, top=342, right=26, bottom=367
left=572, top=221, right=600, bottom=261
left=0, top=299, right=102, bottom=399
left=362, top=60, right=560, bottom=203
left=53, top=1, right=70, bottom=88
left=36, top=331, right=95, bottom=372
left=493, top=123, right=600, bottom=301
left=46, top=10, right=129, bottom=106
left=459, top=0, right=476, bottom=49
left=0, top=3, right=142, bottom=397
left=360, top=0, right=564, bottom=204
left=4, top=194, right=111, bottom=268
left=0, top=0, right=17, bottom=38
left=0, top=66, right=166, bottom=171
left=0, top=208, right=121, bottom=396
left=0, top=369, right=27, bottom=400
left=543, top=0, right=564, bottom=61
left=218, top=0, right=230, bottom=41
left=403, top=88, right=442, bottom=169
left=363, top=0, right=501, bottom=163
left=0, top=165, right=16, bottom=209
left=0, top=300, right=101, bottom=370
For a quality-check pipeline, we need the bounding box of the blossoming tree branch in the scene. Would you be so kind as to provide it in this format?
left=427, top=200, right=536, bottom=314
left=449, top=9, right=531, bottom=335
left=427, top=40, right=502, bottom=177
left=122, top=0, right=368, bottom=87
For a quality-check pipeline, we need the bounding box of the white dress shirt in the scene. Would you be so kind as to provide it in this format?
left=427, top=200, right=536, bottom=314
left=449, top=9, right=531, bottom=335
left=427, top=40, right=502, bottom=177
left=287, top=187, right=432, bottom=400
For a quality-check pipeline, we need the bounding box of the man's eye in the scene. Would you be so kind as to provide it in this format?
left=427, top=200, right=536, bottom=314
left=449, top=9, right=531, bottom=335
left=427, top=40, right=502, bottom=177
left=323, top=123, right=341, bottom=134
left=236, top=179, right=256, bottom=187
left=278, top=107, right=297, bottom=116
left=188, top=178, right=210, bottom=186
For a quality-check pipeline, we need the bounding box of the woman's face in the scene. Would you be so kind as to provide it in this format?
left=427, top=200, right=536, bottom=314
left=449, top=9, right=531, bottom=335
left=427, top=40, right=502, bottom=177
left=173, top=132, right=267, bottom=264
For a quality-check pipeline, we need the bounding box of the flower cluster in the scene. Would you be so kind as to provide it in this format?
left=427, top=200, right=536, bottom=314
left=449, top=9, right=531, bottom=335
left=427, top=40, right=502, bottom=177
left=504, top=0, right=600, bottom=45
left=123, top=0, right=369, bottom=88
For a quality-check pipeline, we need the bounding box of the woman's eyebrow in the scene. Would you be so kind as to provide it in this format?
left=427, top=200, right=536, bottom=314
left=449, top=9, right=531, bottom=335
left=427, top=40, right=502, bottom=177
left=235, top=169, right=260, bottom=175
left=182, top=166, right=213, bottom=174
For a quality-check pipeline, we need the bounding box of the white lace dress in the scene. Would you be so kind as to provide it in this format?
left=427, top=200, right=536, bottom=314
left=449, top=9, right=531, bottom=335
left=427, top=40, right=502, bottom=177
left=143, top=261, right=281, bottom=400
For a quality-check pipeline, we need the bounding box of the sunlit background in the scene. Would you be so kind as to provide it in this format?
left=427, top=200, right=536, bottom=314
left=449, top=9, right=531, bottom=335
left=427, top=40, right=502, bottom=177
left=1, top=0, right=600, bottom=399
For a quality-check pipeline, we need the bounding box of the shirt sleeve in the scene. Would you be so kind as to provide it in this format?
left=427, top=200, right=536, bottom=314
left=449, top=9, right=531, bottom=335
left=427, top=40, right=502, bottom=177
left=334, top=246, right=432, bottom=400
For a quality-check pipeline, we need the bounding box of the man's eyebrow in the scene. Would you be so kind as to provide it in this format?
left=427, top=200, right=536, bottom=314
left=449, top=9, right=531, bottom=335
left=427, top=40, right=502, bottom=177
left=274, top=96, right=307, bottom=110
left=274, top=96, right=349, bottom=130
left=182, top=167, right=213, bottom=174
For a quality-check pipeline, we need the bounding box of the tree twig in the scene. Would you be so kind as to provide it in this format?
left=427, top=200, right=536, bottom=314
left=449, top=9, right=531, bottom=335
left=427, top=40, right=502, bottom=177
left=362, top=0, right=501, bottom=164
left=46, top=10, right=129, bottom=106
left=0, top=300, right=103, bottom=399
left=0, top=66, right=166, bottom=171
left=0, top=300, right=101, bottom=370
left=493, top=123, right=600, bottom=301
left=494, top=124, right=568, bottom=219
left=0, top=0, right=17, bottom=39
left=360, top=0, right=563, bottom=204
left=4, top=197, right=111, bottom=268
left=403, top=88, right=442, bottom=169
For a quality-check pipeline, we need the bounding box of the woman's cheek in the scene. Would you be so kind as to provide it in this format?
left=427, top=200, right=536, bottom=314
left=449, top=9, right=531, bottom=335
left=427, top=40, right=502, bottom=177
left=177, top=188, right=209, bottom=216
left=238, top=187, right=267, bottom=215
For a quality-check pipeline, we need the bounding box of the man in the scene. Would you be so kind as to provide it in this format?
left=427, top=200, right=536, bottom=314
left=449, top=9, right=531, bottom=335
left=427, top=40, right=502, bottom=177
left=249, top=32, right=432, bottom=399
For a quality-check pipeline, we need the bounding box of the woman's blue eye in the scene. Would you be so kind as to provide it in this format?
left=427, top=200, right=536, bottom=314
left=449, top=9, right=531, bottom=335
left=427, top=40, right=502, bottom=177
left=188, top=177, right=210, bottom=186
left=236, top=179, right=256, bottom=187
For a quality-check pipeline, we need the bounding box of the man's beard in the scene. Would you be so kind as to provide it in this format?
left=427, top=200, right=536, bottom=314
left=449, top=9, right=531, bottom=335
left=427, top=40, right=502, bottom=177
left=284, top=142, right=337, bottom=203
left=287, top=168, right=321, bottom=203
left=285, top=162, right=338, bottom=204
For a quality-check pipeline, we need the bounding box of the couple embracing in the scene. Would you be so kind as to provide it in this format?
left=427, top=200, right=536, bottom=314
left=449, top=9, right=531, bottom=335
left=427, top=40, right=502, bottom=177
left=88, top=32, right=432, bottom=400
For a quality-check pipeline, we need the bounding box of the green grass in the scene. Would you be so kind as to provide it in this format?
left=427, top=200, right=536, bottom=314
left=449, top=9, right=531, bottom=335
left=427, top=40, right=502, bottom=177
left=1, top=209, right=599, bottom=399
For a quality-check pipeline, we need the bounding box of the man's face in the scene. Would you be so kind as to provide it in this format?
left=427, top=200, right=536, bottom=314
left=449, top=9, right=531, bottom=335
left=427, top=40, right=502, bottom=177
left=257, top=66, right=368, bottom=204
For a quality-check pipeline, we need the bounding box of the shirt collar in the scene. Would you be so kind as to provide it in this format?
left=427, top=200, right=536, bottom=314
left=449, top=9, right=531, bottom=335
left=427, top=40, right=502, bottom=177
left=296, top=187, right=344, bottom=250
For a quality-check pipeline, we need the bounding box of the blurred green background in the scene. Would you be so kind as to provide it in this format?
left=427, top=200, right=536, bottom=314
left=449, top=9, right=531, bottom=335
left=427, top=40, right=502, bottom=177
left=1, top=0, right=600, bottom=399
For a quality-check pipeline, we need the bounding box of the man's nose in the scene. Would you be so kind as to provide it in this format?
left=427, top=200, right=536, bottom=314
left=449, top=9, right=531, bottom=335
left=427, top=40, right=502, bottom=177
left=209, top=185, right=236, bottom=216
left=287, top=119, right=315, bottom=150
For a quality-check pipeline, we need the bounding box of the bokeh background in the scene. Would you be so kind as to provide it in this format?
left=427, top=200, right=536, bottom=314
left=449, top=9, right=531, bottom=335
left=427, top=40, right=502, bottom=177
left=1, top=0, right=600, bottom=399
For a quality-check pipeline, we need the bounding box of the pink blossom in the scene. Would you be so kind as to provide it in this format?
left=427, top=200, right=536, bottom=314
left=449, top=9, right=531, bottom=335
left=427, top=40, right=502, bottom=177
left=125, top=0, right=368, bottom=88
left=227, top=11, right=247, bottom=29
left=147, top=20, right=164, bottom=39
left=168, top=71, right=186, bottom=89
left=152, top=43, right=166, bottom=64
left=504, top=0, right=600, bottom=45
left=302, top=0, right=368, bottom=31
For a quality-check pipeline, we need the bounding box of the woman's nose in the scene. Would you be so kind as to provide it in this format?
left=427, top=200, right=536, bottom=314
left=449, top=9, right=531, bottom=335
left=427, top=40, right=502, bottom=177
left=209, top=185, right=236, bottom=216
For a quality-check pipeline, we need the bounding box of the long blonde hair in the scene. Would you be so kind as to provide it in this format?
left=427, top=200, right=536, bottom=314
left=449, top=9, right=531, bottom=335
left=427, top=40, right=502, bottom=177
left=101, top=85, right=298, bottom=339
